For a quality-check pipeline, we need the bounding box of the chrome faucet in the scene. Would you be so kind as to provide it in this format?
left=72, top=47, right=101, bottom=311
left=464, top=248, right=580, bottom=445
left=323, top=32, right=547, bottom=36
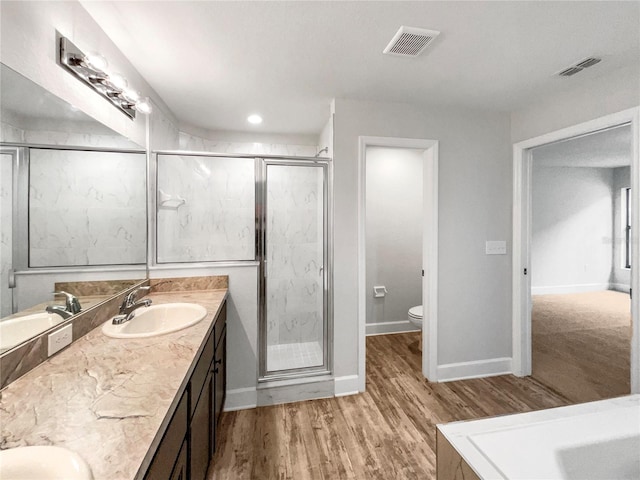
left=112, top=286, right=152, bottom=325
left=46, top=305, right=73, bottom=320
left=46, top=291, right=81, bottom=319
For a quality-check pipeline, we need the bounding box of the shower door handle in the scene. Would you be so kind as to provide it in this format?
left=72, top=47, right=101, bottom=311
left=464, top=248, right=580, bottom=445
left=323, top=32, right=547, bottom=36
left=319, top=266, right=324, bottom=276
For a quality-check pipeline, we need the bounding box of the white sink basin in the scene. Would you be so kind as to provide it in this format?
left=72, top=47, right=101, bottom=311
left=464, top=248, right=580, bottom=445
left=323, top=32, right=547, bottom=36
left=0, top=313, right=65, bottom=352
left=0, top=446, right=93, bottom=480
left=102, top=303, right=207, bottom=338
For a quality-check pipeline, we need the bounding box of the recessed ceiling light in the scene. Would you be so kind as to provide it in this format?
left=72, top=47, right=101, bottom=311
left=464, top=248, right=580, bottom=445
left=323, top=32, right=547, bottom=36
left=247, top=114, right=263, bottom=125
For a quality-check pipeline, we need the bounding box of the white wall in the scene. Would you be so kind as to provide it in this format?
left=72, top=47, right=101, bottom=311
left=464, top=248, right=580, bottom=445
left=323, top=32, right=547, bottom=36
left=333, top=98, right=512, bottom=382
left=511, top=66, right=640, bottom=143
left=531, top=166, right=614, bottom=293
left=365, top=146, right=422, bottom=334
left=178, top=131, right=318, bottom=157
left=613, top=166, right=632, bottom=291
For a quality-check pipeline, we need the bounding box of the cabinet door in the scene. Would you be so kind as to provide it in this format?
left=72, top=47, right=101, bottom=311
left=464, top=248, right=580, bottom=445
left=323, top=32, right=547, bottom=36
left=190, top=372, right=212, bottom=480
left=169, top=441, right=187, bottom=480
left=144, top=391, right=188, bottom=480
left=212, top=328, right=226, bottom=454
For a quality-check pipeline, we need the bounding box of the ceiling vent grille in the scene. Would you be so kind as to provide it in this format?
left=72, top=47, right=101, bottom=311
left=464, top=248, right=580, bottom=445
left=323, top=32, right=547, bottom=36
left=557, top=57, right=602, bottom=77
left=383, top=26, right=440, bottom=57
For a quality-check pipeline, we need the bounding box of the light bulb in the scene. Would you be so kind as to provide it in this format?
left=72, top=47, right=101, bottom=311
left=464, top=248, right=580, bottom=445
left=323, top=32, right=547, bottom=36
left=109, top=73, right=128, bottom=90
left=84, top=52, right=108, bottom=72
left=135, top=98, right=153, bottom=115
left=247, top=114, right=263, bottom=125
left=122, top=89, right=141, bottom=103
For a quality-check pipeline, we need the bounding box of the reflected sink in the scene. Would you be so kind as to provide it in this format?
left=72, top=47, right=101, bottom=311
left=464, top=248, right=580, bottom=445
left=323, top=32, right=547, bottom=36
left=102, top=303, right=207, bottom=338
left=0, top=313, right=65, bottom=352
left=0, top=446, right=93, bottom=480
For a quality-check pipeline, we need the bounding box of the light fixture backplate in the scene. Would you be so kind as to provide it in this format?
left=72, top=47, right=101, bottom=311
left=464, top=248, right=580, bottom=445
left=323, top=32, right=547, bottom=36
left=58, top=36, right=136, bottom=120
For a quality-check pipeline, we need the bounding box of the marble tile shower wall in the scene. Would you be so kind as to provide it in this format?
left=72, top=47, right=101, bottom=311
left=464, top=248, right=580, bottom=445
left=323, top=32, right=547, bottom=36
left=1, top=154, right=12, bottom=317
left=156, top=155, right=256, bottom=262
left=179, top=131, right=320, bottom=157
left=266, top=165, right=324, bottom=348
left=29, top=149, right=146, bottom=267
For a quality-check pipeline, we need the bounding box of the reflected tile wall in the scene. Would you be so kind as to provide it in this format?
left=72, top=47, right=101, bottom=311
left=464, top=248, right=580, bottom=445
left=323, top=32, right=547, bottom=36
left=29, top=149, right=146, bottom=267
left=157, top=155, right=255, bottom=262
left=266, top=165, right=324, bottom=349
left=179, top=132, right=319, bottom=157
left=1, top=154, right=12, bottom=317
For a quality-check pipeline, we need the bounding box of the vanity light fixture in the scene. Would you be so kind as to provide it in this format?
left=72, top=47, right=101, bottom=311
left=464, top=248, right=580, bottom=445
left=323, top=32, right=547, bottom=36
left=247, top=114, right=263, bottom=125
left=58, top=36, right=152, bottom=119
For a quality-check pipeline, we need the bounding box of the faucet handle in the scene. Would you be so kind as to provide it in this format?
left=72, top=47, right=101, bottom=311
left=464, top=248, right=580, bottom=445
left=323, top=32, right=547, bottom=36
left=123, top=285, right=151, bottom=307
left=53, top=291, right=82, bottom=314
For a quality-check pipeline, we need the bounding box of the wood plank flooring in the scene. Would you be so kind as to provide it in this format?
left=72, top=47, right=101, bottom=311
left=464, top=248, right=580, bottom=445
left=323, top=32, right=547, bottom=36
left=208, top=333, right=570, bottom=480
left=532, top=290, right=631, bottom=403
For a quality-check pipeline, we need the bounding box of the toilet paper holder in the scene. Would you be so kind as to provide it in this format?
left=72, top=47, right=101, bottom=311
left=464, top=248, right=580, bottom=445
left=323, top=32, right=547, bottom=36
left=373, top=286, right=387, bottom=298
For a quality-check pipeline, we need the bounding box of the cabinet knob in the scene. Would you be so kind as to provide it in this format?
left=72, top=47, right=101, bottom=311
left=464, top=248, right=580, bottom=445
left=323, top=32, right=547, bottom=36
left=214, top=358, right=222, bottom=365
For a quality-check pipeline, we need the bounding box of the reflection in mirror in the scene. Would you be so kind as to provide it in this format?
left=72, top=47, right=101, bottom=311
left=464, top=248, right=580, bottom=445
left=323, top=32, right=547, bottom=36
left=0, top=63, right=147, bottom=356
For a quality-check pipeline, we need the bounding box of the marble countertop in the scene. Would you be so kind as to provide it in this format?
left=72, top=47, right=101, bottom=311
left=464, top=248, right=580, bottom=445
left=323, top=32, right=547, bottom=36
left=0, top=288, right=227, bottom=479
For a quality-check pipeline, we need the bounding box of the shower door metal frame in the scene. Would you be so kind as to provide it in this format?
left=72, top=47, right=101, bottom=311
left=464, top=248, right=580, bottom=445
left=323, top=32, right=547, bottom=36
left=258, top=157, right=333, bottom=382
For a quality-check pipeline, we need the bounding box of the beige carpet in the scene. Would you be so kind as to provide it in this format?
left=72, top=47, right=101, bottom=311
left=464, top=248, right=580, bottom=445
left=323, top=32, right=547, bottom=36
left=532, top=290, right=631, bottom=403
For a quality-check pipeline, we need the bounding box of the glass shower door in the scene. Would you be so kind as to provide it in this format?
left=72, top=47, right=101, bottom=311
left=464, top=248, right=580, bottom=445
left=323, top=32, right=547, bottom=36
left=261, top=160, right=329, bottom=378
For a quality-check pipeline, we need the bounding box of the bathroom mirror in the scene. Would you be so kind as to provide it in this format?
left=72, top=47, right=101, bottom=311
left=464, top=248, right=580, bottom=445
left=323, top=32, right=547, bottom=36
left=0, top=63, right=147, bottom=356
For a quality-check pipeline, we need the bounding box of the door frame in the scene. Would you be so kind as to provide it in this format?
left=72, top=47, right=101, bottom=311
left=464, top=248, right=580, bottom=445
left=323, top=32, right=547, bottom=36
left=512, top=107, right=640, bottom=393
left=258, top=157, right=333, bottom=381
left=358, top=136, right=439, bottom=390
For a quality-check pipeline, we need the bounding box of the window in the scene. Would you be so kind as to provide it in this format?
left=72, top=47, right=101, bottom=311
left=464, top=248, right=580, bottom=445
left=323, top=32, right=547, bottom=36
left=624, top=187, right=631, bottom=269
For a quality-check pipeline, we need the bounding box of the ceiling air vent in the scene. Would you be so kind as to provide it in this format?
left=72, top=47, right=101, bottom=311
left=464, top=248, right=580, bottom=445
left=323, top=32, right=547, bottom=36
left=556, top=57, right=602, bottom=77
left=575, top=57, right=601, bottom=69
left=558, top=66, right=583, bottom=77
left=383, top=26, right=440, bottom=57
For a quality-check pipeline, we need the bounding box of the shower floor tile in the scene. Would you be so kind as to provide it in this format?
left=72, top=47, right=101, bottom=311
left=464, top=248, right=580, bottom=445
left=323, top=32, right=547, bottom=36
left=267, top=341, right=323, bottom=371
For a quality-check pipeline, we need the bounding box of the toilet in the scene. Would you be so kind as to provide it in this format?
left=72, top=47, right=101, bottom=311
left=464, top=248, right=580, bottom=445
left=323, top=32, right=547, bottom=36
left=408, top=305, right=423, bottom=327
left=408, top=305, right=423, bottom=351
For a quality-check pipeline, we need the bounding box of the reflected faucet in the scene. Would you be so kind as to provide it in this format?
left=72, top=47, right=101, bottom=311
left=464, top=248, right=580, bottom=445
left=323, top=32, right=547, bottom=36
left=46, top=291, right=81, bottom=320
left=55, top=291, right=82, bottom=314
left=112, top=286, right=152, bottom=325
left=46, top=305, right=73, bottom=320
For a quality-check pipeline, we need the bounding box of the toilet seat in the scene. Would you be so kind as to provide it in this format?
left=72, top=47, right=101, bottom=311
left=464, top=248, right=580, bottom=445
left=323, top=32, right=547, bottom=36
left=408, top=305, right=423, bottom=320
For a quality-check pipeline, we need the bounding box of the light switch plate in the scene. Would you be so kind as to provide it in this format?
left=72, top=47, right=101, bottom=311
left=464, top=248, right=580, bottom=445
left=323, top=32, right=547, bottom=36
left=486, top=240, right=507, bottom=255
left=48, top=323, right=73, bottom=356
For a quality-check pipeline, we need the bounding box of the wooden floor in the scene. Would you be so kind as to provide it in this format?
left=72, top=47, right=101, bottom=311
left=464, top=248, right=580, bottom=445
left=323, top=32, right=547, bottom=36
left=208, top=333, right=571, bottom=479
left=532, top=290, right=631, bottom=403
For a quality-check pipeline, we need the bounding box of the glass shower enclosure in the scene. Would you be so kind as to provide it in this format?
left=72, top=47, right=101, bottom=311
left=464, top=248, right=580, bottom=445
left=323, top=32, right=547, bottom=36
left=154, top=152, right=331, bottom=381
left=259, top=159, right=331, bottom=380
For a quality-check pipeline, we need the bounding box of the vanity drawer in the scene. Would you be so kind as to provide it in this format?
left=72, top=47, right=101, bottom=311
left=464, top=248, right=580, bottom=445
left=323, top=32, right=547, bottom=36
left=190, top=328, right=215, bottom=414
left=214, top=302, right=227, bottom=349
left=144, top=390, right=188, bottom=480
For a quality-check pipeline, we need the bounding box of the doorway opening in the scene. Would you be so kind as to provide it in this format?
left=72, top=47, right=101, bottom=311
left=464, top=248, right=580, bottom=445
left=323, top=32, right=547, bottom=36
left=358, top=136, right=438, bottom=391
left=529, top=124, right=632, bottom=402
left=512, top=107, right=640, bottom=397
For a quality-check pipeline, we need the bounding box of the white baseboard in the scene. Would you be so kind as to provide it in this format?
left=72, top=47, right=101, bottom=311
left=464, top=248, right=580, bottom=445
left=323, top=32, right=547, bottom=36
left=223, top=387, right=257, bottom=412
left=334, top=375, right=360, bottom=396
left=437, top=357, right=512, bottom=382
left=366, top=320, right=420, bottom=336
left=610, top=283, right=631, bottom=293
left=532, top=283, right=610, bottom=295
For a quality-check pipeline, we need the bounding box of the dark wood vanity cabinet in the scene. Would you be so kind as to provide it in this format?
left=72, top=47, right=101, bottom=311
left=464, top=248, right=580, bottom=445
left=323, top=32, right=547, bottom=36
left=142, top=301, right=227, bottom=480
